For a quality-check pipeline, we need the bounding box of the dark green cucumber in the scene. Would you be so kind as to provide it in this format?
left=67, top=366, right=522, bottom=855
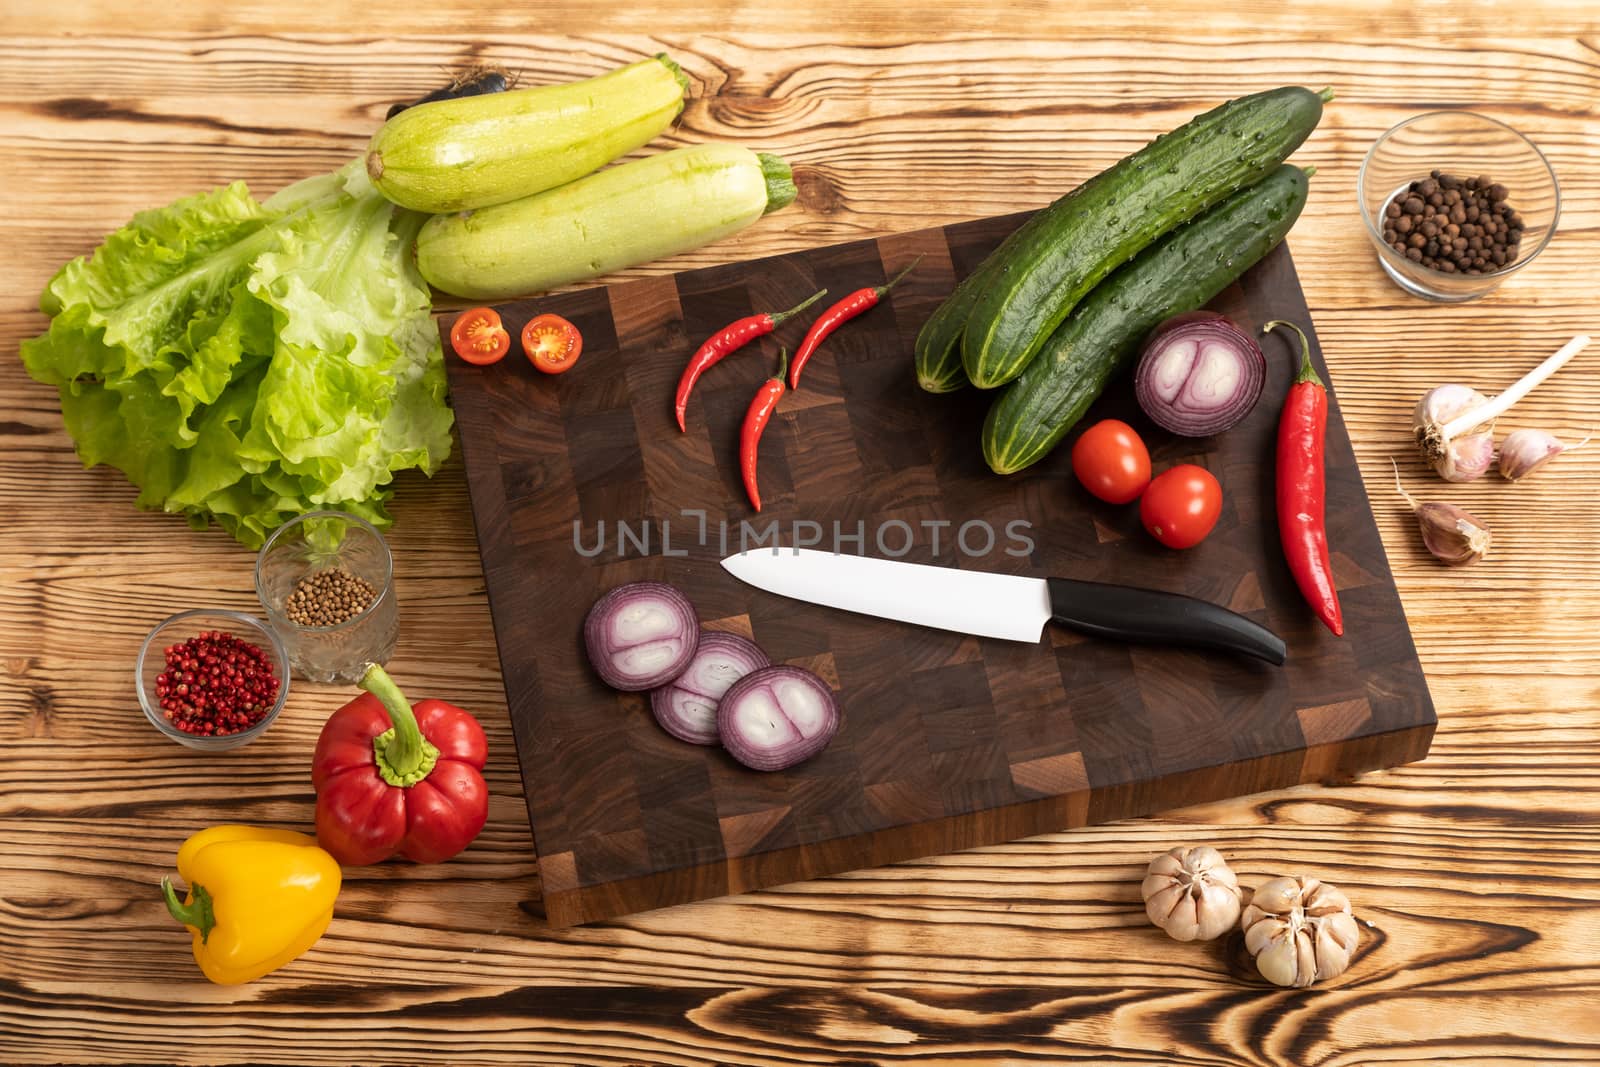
left=962, top=86, right=1331, bottom=390
left=913, top=266, right=984, bottom=392
left=981, top=163, right=1313, bottom=475
left=914, top=238, right=1014, bottom=393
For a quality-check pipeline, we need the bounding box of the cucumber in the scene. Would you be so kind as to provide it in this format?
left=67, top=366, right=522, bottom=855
left=913, top=249, right=1003, bottom=393
left=962, top=86, right=1330, bottom=389
left=367, top=55, right=690, bottom=213
left=416, top=145, right=798, bottom=301
left=981, top=163, right=1313, bottom=475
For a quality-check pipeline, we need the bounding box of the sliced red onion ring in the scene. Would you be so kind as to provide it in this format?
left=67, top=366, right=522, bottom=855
left=583, top=581, right=699, bottom=691
left=1135, top=311, right=1266, bottom=437
left=717, top=665, right=840, bottom=771
left=650, top=631, right=770, bottom=745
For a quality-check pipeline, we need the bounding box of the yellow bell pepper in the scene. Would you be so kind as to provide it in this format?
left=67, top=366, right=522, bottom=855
left=161, top=825, right=341, bottom=985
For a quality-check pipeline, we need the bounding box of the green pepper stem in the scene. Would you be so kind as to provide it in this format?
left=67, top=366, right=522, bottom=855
left=875, top=256, right=924, bottom=299
left=772, top=347, right=790, bottom=384
left=769, top=289, right=828, bottom=327
left=1263, top=319, right=1325, bottom=389
left=162, top=878, right=215, bottom=943
left=360, top=663, right=439, bottom=788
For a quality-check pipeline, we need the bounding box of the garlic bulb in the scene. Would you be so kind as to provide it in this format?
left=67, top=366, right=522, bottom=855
left=1414, top=336, right=1592, bottom=482
left=1141, top=845, right=1242, bottom=942
left=1413, top=384, right=1494, bottom=482
left=1499, top=428, right=1588, bottom=481
left=1241, top=875, right=1360, bottom=988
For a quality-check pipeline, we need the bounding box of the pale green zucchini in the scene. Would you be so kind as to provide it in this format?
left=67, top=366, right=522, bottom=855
left=415, top=145, right=798, bottom=300
left=367, top=54, right=689, bottom=213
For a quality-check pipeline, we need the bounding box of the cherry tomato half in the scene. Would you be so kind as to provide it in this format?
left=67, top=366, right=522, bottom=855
left=522, top=314, right=582, bottom=374
left=449, top=307, right=510, bottom=366
left=1071, top=419, right=1152, bottom=504
left=1140, top=464, right=1223, bottom=550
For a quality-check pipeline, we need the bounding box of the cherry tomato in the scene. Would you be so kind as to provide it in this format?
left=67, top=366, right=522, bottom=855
left=449, top=307, right=510, bottom=366
left=1071, top=419, right=1152, bottom=504
left=522, top=314, right=582, bottom=374
left=1140, top=464, right=1223, bottom=549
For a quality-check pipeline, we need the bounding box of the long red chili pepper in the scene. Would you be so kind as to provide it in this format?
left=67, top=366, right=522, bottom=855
left=674, top=289, right=825, bottom=432
left=1266, top=319, right=1343, bottom=637
left=740, top=348, right=789, bottom=512
left=788, top=257, right=923, bottom=390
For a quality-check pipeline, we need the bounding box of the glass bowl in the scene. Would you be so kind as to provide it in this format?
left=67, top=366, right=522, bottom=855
left=1359, top=111, right=1559, bottom=302
left=137, top=609, right=290, bottom=750
left=255, top=510, right=399, bottom=684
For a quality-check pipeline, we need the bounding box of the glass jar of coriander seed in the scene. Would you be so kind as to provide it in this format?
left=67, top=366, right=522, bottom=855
left=255, top=510, right=399, bottom=684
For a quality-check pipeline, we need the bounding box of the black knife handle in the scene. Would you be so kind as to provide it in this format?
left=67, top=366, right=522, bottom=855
left=1046, top=578, right=1286, bottom=665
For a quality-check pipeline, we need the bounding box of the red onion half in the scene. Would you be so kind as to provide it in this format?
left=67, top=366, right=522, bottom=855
left=717, top=665, right=840, bottom=772
left=583, top=582, right=699, bottom=691
left=1135, top=311, right=1265, bottom=437
left=650, top=632, right=770, bottom=745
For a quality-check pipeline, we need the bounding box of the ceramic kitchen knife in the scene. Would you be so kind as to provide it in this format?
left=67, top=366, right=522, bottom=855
left=720, top=548, right=1285, bottom=664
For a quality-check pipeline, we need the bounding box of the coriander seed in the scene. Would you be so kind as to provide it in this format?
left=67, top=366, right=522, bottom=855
left=285, top=567, right=378, bottom=627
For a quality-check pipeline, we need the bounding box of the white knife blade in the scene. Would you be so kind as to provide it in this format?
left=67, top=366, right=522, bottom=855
left=720, top=548, right=1052, bottom=643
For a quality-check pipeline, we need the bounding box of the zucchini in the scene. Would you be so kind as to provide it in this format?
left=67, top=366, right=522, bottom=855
left=416, top=145, right=798, bottom=301
left=962, top=86, right=1331, bottom=389
left=981, top=163, right=1313, bottom=475
left=367, top=55, right=690, bottom=213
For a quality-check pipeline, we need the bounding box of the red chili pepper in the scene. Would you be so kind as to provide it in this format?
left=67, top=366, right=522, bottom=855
left=311, top=664, right=489, bottom=866
left=673, top=289, right=826, bottom=432
left=1267, top=319, right=1343, bottom=637
left=789, top=257, right=922, bottom=390
left=740, top=348, right=789, bottom=512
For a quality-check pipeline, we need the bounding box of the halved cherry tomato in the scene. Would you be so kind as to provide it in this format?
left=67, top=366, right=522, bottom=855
left=449, top=308, right=510, bottom=366
left=522, top=314, right=582, bottom=374
left=1071, top=419, right=1152, bottom=504
left=1140, top=464, right=1223, bottom=550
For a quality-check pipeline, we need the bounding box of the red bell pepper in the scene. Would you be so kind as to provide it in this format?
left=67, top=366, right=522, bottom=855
left=311, top=664, right=488, bottom=866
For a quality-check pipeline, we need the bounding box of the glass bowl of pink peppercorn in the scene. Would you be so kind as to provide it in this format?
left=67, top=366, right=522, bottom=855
left=136, top=609, right=290, bottom=750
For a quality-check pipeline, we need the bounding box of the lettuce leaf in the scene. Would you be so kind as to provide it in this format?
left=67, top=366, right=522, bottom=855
left=19, top=160, right=452, bottom=548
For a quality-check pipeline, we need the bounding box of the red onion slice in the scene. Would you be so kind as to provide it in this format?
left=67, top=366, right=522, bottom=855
left=717, top=665, right=840, bottom=772
left=650, top=632, right=770, bottom=745
left=583, top=581, right=699, bottom=691
left=1135, top=311, right=1265, bottom=437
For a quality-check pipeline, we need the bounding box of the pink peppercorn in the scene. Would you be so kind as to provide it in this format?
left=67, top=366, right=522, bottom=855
left=156, top=631, right=279, bottom=736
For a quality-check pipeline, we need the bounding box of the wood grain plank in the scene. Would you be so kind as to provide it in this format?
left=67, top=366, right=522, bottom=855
left=2, top=14, right=1598, bottom=1066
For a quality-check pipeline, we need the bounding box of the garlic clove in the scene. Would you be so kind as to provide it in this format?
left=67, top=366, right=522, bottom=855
left=1393, top=460, right=1493, bottom=566
left=1498, top=428, right=1586, bottom=481
left=1166, top=893, right=1203, bottom=942
left=1243, top=915, right=1280, bottom=957
left=1193, top=889, right=1241, bottom=941
left=1416, top=502, right=1492, bottom=566
left=1413, top=383, right=1487, bottom=429
left=1248, top=876, right=1303, bottom=914
left=1292, top=929, right=1319, bottom=988
left=1313, top=912, right=1361, bottom=982
left=1253, top=928, right=1303, bottom=988
left=1437, top=431, right=1495, bottom=482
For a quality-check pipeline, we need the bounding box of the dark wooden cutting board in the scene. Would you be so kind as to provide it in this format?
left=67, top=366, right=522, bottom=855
left=443, top=215, right=1436, bottom=927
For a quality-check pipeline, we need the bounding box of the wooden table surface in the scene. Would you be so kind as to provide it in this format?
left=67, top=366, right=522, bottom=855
left=3, top=3, right=1598, bottom=1064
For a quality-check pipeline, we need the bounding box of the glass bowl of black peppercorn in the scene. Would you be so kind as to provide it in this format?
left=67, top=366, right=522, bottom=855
left=1360, top=111, right=1559, bottom=302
